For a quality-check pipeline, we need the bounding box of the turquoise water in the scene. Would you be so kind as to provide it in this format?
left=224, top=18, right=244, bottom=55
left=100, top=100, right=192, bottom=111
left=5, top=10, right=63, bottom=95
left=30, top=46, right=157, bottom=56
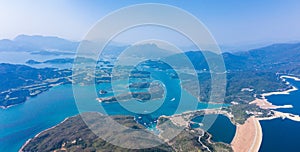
left=259, top=77, right=300, bottom=152
left=0, top=59, right=227, bottom=151
left=190, top=114, right=236, bottom=144
left=0, top=83, right=224, bottom=152
left=0, top=85, right=78, bottom=152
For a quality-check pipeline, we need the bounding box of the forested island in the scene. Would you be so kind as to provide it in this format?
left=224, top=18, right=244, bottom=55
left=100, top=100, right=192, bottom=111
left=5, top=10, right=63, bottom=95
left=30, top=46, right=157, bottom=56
left=1, top=41, right=300, bottom=152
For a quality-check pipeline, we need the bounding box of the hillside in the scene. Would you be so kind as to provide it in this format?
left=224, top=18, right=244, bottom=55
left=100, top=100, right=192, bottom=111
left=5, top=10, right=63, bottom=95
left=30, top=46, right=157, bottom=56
left=0, top=35, right=78, bottom=53
left=20, top=113, right=232, bottom=152
left=0, top=63, right=72, bottom=108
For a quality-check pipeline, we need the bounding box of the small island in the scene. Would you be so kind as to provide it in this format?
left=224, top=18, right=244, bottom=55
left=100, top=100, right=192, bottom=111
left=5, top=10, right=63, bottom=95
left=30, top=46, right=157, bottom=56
left=0, top=63, right=72, bottom=108
left=20, top=112, right=233, bottom=152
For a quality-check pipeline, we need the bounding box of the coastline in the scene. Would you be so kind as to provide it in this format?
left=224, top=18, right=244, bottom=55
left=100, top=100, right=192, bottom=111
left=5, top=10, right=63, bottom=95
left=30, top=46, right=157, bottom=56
left=165, top=108, right=234, bottom=127
left=18, top=116, right=72, bottom=152
left=261, top=85, right=298, bottom=96
left=280, top=75, right=300, bottom=81
left=0, top=104, right=18, bottom=109
left=232, top=75, right=300, bottom=152
left=1, top=83, right=67, bottom=110
left=18, top=75, right=300, bottom=152
left=250, top=75, right=299, bottom=110
left=261, top=75, right=299, bottom=97
left=257, top=110, right=300, bottom=122
left=250, top=98, right=293, bottom=109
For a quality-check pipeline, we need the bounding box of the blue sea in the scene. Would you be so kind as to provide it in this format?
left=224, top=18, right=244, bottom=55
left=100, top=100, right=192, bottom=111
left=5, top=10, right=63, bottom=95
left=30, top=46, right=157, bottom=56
left=0, top=82, right=225, bottom=151
left=265, top=78, right=300, bottom=115
left=259, top=77, right=300, bottom=152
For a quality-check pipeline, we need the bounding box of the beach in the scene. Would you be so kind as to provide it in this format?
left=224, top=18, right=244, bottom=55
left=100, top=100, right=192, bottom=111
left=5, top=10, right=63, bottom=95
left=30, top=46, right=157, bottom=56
left=167, top=108, right=234, bottom=127
left=258, top=111, right=300, bottom=122
left=250, top=75, right=299, bottom=110
left=250, top=98, right=293, bottom=109
left=261, top=85, right=298, bottom=96
left=17, top=75, right=300, bottom=152
left=280, top=75, right=300, bottom=81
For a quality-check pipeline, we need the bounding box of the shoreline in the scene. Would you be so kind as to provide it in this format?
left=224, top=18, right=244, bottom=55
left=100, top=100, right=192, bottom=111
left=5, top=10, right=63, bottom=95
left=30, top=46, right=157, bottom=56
left=18, top=116, right=72, bottom=152
left=280, top=75, right=300, bottom=81
left=250, top=75, right=299, bottom=110
left=159, top=108, right=221, bottom=127
left=0, top=104, right=19, bottom=109
left=263, top=75, right=299, bottom=96
left=18, top=75, right=300, bottom=151
left=232, top=75, right=300, bottom=152
left=250, top=98, right=293, bottom=110
left=261, top=85, right=298, bottom=97
left=165, top=108, right=234, bottom=127
left=257, top=110, right=300, bottom=122
left=1, top=83, right=68, bottom=110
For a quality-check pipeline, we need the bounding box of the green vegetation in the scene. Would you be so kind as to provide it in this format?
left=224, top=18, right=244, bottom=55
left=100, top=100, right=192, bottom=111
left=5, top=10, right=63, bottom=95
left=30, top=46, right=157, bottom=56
left=4, top=42, right=300, bottom=151
left=226, top=104, right=269, bottom=124
left=0, top=63, right=72, bottom=108
left=21, top=113, right=233, bottom=152
left=21, top=113, right=173, bottom=152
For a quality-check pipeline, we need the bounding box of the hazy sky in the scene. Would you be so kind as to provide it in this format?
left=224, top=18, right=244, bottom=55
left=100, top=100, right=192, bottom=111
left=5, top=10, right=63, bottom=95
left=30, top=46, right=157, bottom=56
left=1, top=0, right=300, bottom=46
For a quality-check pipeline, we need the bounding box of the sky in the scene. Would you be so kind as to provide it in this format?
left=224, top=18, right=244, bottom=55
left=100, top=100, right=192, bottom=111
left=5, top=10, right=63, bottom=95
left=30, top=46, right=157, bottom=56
left=1, top=0, right=300, bottom=49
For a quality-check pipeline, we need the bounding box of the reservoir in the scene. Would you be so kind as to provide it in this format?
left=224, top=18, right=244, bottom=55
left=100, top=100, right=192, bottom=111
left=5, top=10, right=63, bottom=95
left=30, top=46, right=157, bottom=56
left=191, top=114, right=236, bottom=144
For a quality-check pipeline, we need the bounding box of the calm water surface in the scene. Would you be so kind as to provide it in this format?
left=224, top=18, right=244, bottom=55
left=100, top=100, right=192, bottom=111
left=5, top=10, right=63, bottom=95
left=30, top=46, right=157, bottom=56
left=0, top=83, right=225, bottom=151
left=191, top=114, right=236, bottom=144
left=260, top=77, right=300, bottom=152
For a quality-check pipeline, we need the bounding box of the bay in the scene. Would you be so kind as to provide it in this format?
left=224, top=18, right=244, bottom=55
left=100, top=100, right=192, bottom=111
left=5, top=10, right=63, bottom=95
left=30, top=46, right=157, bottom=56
left=0, top=83, right=225, bottom=152
left=259, top=77, right=300, bottom=152
left=191, top=114, right=236, bottom=144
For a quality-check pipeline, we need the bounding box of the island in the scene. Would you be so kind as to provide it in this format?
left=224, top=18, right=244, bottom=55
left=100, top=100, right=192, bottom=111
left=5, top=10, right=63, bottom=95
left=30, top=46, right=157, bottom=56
left=0, top=63, right=72, bottom=108
left=20, top=112, right=233, bottom=152
left=2, top=42, right=300, bottom=152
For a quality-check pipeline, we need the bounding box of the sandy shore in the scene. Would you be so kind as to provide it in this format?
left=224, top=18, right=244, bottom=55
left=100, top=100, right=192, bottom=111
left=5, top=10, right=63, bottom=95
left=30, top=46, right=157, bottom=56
left=233, top=75, right=300, bottom=152
left=141, top=75, right=300, bottom=151
left=231, top=117, right=262, bottom=152
left=167, top=108, right=234, bottom=127
left=250, top=98, right=293, bottom=109
left=237, top=75, right=300, bottom=152
left=257, top=110, right=300, bottom=122
left=261, top=75, right=299, bottom=97
left=261, top=85, right=298, bottom=96
left=250, top=76, right=299, bottom=110
left=280, top=75, right=300, bottom=81
left=0, top=103, right=20, bottom=109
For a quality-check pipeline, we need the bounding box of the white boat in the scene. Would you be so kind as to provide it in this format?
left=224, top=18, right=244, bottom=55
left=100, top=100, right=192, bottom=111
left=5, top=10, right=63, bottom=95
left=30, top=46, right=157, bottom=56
left=96, top=98, right=103, bottom=102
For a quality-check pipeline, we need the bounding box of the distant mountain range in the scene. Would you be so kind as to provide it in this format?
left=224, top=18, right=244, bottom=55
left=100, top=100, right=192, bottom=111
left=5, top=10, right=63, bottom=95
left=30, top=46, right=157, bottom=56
left=0, top=34, right=300, bottom=75
left=179, top=43, right=300, bottom=75
left=1, top=35, right=299, bottom=124
left=0, top=35, right=79, bottom=52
